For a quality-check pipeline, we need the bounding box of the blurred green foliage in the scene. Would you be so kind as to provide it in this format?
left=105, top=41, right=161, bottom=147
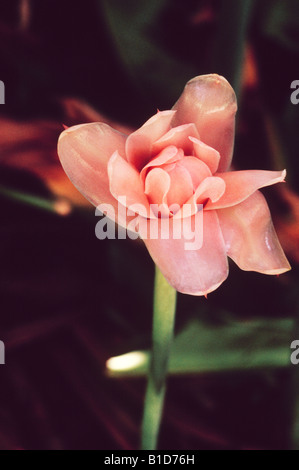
left=107, top=317, right=294, bottom=377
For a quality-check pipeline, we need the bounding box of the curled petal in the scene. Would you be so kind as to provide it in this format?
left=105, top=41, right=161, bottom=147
left=175, top=177, right=226, bottom=219
left=126, top=110, right=175, bottom=170
left=189, top=136, right=220, bottom=174
left=57, top=122, right=126, bottom=213
left=140, top=146, right=182, bottom=184
left=206, top=169, right=286, bottom=210
left=108, top=151, right=151, bottom=218
left=172, top=74, right=237, bottom=172
left=142, top=210, right=228, bottom=296
left=167, top=165, right=194, bottom=207
left=144, top=168, right=171, bottom=217
left=177, top=157, right=212, bottom=189
left=217, top=191, right=291, bottom=274
left=194, top=176, right=226, bottom=205
left=152, top=123, right=199, bottom=155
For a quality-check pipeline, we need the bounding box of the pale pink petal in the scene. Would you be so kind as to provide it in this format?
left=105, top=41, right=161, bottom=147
left=189, top=136, right=220, bottom=174
left=206, top=169, right=286, bottom=210
left=126, top=110, right=175, bottom=170
left=108, top=151, right=151, bottom=218
left=194, top=177, right=226, bottom=205
left=142, top=210, right=228, bottom=295
left=177, top=156, right=212, bottom=189
left=217, top=191, right=291, bottom=274
left=57, top=122, right=126, bottom=212
left=144, top=168, right=171, bottom=218
left=166, top=165, right=194, bottom=207
left=175, top=177, right=226, bottom=219
left=152, top=123, right=199, bottom=155
left=172, top=74, right=237, bottom=172
left=140, top=146, right=182, bottom=183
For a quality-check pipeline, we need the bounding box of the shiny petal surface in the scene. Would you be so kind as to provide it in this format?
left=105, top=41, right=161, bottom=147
left=144, top=167, right=170, bottom=210
left=206, top=169, right=286, bottom=210
left=176, top=177, right=226, bottom=219
left=142, top=210, right=228, bottom=295
left=194, top=176, right=226, bottom=205
left=217, top=191, right=291, bottom=274
left=152, top=123, right=199, bottom=155
left=172, top=74, right=237, bottom=172
left=108, top=151, right=151, bottom=218
left=126, top=110, right=175, bottom=170
left=190, top=136, right=220, bottom=174
left=140, top=146, right=182, bottom=184
left=167, top=165, right=194, bottom=207
left=58, top=123, right=126, bottom=211
left=177, top=157, right=212, bottom=189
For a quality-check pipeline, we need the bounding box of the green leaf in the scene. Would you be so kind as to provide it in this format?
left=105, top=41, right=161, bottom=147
left=106, top=317, right=294, bottom=377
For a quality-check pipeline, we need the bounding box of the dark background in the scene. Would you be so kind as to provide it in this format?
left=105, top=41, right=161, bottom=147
left=0, top=0, right=299, bottom=450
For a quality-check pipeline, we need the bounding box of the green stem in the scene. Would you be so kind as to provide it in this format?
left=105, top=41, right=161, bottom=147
left=141, top=266, right=177, bottom=450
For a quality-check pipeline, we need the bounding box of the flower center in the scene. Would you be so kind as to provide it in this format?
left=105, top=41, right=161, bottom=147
left=143, top=146, right=212, bottom=214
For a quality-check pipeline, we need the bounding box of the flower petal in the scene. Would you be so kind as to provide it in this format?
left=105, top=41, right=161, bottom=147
left=142, top=210, right=228, bottom=295
left=108, top=151, right=151, bottom=218
left=57, top=122, right=126, bottom=211
left=217, top=190, right=291, bottom=274
left=206, top=169, right=286, bottom=210
left=144, top=168, right=171, bottom=217
left=167, top=164, right=194, bottom=207
left=140, top=146, right=182, bottom=184
left=172, top=74, right=237, bottom=172
left=175, top=177, right=226, bottom=219
left=126, top=110, right=175, bottom=170
left=152, top=123, right=199, bottom=155
left=194, top=176, right=226, bottom=205
left=177, top=156, right=212, bottom=189
left=189, top=136, right=220, bottom=174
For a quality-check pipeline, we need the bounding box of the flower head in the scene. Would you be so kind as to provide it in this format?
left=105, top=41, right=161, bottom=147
left=57, top=74, right=290, bottom=295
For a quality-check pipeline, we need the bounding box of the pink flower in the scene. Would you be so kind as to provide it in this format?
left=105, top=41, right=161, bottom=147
left=57, top=74, right=290, bottom=296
